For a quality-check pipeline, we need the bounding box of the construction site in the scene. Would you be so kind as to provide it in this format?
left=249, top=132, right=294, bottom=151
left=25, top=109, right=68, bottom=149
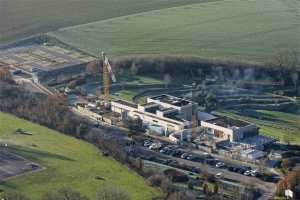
left=0, top=38, right=287, bottom=200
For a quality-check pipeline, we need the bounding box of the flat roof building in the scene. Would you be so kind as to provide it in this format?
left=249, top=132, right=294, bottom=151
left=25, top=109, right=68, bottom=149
left=201, top=116, right=258, bottom=142
left=147, top=94, right=196, bottom=121
left=111, top=95, right=195, bottom=135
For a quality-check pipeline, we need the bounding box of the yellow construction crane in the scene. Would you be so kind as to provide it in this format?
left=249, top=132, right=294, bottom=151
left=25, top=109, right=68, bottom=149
left=191, top=82, right=198, bottom=140
left=101, top=52, right=116, bottom=102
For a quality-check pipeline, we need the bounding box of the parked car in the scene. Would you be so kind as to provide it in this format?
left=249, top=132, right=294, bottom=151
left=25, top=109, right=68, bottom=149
left=143, top=140, right=152, bottom=147
left=228, top=165, right=239, bottom=172
left=149, top=142, right=162, bottom=150
left=181, top=153, right=190, bottom=159
left=191, top=167, right=201, bottom=174
left=244, top=170, right=252, bottom=176
left=215, top=172, right=223, bottom=178
left=216, top=162, right=225, bottom=168
left=250, top=169, right=259, bottom=177
left=171, top=149, right=184, bottom=157
left=186, top=154, right=196, bottom=160
left=205, top=159, right=218, bottom=165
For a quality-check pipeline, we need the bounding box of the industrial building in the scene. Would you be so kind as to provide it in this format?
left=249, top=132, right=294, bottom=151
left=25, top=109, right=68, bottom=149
left=111, top=95, right=195, bottom=135
left=201, top=116, right=259, bottom=142
left=0, top=44, right=94, bottom=82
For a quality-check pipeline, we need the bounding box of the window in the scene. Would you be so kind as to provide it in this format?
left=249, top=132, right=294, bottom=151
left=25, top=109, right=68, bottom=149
left=214, top=130, right=224, bottom=138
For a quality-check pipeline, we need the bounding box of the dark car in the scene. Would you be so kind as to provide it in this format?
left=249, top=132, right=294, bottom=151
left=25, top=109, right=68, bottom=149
left=205, top=159, right=218, bottom=166
left=237, top=166, right=251, bottom=174
left=191, top=167, right=201, bottom=174
left=228, top=165, right=239, bottom=172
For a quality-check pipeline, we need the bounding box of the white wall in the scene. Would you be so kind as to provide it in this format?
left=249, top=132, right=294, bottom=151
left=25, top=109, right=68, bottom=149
left=201, top=121, right=234, bottom=141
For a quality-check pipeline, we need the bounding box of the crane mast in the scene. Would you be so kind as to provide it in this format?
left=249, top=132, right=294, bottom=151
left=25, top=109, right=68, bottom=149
left=102, top=52, right=110, bottom=102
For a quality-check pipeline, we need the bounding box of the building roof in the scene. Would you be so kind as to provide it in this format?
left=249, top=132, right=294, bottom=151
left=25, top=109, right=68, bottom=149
left=198, top=112, right=217, bottom=121
left=205, top=116, right=251, bottom=128
left=164, top=112, right=185, bottom=122
left=145, top=106, right=159, bottom=114
left=150, top=94, right=191, bottom=107
left=133, top=111, right=183, bottom=126
left=141, top=102, right=158, bottom=107
left=239, top=135, right=276, bottom=146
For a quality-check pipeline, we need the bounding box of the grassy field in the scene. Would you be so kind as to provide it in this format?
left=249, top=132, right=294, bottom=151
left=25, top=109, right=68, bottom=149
left=0, top=112, right=161, bottom=200
left=49, top=0, right=300, bottom=62
left=112, top=89, right=139, bottom=102
left=219, top=110, right=300, bottom=144
left=0, top=0, right=211, bottom=43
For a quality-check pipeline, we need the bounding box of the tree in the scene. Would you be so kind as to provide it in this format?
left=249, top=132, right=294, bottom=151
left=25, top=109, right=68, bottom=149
left=163, top=73, right=172, bottom=88
left=273, top=48, right=299, bottom=69
left=42, top=187, right=89, bottom=200
left=0, top=67, right=12, bottom=82
left=283, top=132, right=293, bottom=145
left=291, top=72, right=299, bottom=92
left=96, top=185, right=129, bottom=200
left=203, top=183, right=209, bottom=195
left=76, top=122, right=88, bottom=138
left=130, top=62, right=138, bottom=75
left=213, top=184, right=219, bottom=194
left=2, top=191, right=30, bottom=200
left=86, top=60, right=100, bottom=79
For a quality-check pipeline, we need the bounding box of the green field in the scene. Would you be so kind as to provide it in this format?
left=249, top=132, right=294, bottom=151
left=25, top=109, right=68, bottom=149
left=0, top=0, right=210, bottom=43
left=49, top=0, right=300, bottom=62
left=0, top=112, right=160, bottom=200
left=219, top=110, right=300, bottom=144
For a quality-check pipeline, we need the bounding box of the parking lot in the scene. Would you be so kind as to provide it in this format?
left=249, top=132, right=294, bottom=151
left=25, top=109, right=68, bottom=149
left=0, top=150, right=42, bottom=180
left=127, top=138, right=277, bottom=200
left=141, top=139, right=263, bottom=177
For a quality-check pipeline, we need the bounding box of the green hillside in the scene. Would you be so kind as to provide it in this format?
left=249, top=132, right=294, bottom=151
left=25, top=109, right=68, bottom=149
left=0, top=112, right=160, bottom=200
left=0, top=0, right=212, bottom=43
left=50, top=0, right=299, bottom=62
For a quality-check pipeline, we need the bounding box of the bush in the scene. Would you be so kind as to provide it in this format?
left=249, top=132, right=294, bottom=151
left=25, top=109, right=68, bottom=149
left=163, top=169, right=189, bottom=183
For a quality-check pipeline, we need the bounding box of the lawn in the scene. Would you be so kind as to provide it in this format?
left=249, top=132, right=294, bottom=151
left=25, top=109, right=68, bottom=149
left=112, top=89, right=139, bottom=102
left=49, top=0, right=299, bottom=63
left=0, top=0, right=211, bottom=43
left=0, top=112, right=161, bottom=200
left=218, top=110, right=300, bottom=144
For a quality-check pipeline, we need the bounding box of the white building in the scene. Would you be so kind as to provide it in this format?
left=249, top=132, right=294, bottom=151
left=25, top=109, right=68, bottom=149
left=147, top=95, right=194, bottom=121
left=111, top=95, right=195, bottom=135
left=201, top=116, right=258, bottom=142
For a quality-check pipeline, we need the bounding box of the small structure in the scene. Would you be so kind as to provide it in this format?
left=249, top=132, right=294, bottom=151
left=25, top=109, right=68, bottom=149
left=240, top=148, right=266, bottom=160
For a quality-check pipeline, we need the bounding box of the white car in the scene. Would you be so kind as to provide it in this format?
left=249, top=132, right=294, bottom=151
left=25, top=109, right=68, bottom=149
left=250, top=169, right=258, bottom=177
left=149, top=142, right=162, bottom=150
left=215, top=172, right=223, bottom=178
left=244, top=170, right=252, bottom=176
left=216, top=162, right=225, bottom=168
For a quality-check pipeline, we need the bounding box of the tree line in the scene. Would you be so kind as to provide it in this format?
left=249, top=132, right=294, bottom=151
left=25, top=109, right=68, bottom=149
left=0, top=80, right=89, bottom=138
